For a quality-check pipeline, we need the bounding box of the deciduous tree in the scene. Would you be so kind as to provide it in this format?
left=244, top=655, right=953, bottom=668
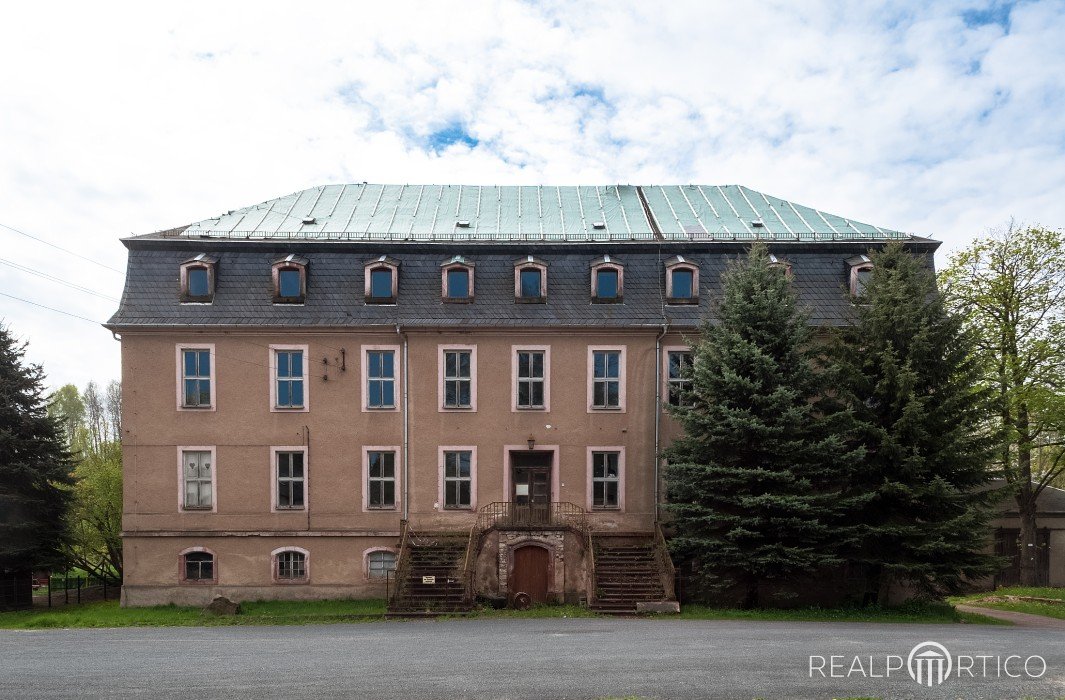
left=940, top=224, right=1065, bottom=585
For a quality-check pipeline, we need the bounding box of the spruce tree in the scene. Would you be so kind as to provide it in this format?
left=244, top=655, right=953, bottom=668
left=0, top=324, right=72, bottom=572
left=665, top=243, right=865, bottom=608
left=835, top=243, right=999, bottom=601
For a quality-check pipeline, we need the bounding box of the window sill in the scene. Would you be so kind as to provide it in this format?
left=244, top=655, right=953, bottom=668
left=590, top=406, right=623, bottom=411
left=515, top=405, right=546, bottom=411
left=443, top=506, right=474, bottom=511
left=179, top=299, right=214, bottom=305
left=443, top=297, right=474, bottom=304
left=273, top=405, right=307, bottom=411
left=179, top=404, right=213, bottom=410
left=591, top=507, right=621, bottom=512
left=275, top=507, right=306, bottom=512
left=365, top=297, right=396, bottom=305
left=366, top=506, right=397, bottom=511
left=181, top=506, right=213, bottom=512
left=274, top=578, right=309, bottom=585
left=365, top=405, right=397, bottom=411
left=665, top=297, right=698, bottom=305
left=591, top=298, right=623, bottom=304
left=272, top=299, right=306, bottom=305
left=515, top=297, right=546, bottom=304
left=180, top=578, right=217, bottom=585
left=441, top=406, right=475, bottom=411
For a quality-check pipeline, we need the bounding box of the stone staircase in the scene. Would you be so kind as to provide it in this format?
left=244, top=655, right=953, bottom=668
left=387, top=530, right=473, bottom=615
left=590, top=534, right=674, bottom=613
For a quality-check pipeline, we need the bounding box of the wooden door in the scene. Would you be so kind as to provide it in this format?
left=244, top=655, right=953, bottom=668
left=511, top=545, right=550, bottom=604
left=511, top=452, right=552, bottom=526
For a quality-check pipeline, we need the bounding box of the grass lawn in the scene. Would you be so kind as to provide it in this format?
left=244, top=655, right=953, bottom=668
left=0, top=598, right=387, bottom=630
left=0, top=598, right=1004, bottom=630
left=950, top=587, right=1065, bottom=620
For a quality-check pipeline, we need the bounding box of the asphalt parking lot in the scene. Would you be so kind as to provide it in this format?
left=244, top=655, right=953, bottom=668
left=2, top=617, right=1063, bottom=699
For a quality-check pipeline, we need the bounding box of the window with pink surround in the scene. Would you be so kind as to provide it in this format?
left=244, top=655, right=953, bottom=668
left=179, top=254, right=217, bottom=303
left=365, top=255, right=399, bottom=304
left=179, top=547, right=216, bottom=584
left=271, top=254, right=308, bottom=304
left=665, top=255, right=699, bottom=304
left=441, top=255, right=474, bottom=302
left=514, top=256, right=547, bottom=302
left=847, top=254, right=874, bottom=297
left=590, top=255, right=623, bottom=303
left=272, top=547, right=309, bottom=583
left=586, top=447, right=625, bottom=512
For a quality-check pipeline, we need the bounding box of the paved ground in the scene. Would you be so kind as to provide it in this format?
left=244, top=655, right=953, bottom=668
left=2, top=618, right=1064, bottom=699
left=957, top=604, right=1065, bottom=629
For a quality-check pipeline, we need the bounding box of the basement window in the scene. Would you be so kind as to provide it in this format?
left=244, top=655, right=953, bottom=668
left=367, top=550, right=397, bottom=580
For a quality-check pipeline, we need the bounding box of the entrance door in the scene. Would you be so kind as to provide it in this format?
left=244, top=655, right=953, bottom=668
left=511, top=451, right=552, bottom=526
left=511, top=545, right=550, bottom=604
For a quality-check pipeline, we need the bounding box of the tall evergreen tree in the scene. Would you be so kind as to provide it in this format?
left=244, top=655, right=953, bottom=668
left=665, top=243, right=865, bottom=608
left=835, top=243, right=999, bottom=600
left=0, top=324, right=72, bottom=571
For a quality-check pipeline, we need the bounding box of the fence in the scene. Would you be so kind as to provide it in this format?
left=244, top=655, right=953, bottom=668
left=36, top=573, right=120, bottom=608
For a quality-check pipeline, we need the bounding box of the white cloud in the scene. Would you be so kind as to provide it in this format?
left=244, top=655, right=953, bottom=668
left=0, top=0, right=1062, bottom=390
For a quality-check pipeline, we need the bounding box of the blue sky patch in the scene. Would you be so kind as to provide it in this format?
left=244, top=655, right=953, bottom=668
left=961, top=2, right=1013, bottom=30
left=427, top=123, right=479, bottom=151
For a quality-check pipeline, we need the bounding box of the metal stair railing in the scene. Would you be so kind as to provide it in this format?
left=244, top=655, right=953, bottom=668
left=653, top=521, right=677, bottom=601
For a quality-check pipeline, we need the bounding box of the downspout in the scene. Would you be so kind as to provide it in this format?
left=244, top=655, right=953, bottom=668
left=653, top=322, right=669, bottom=522
left=396, top=324, right=410, bottom=521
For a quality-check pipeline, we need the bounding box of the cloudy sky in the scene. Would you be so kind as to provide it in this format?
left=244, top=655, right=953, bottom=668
left=1, top=0, right=1063, bottom=392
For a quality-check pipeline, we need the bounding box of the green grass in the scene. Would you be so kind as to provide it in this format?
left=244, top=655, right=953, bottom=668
left=673, top=601, right=1006, bottom=624
left=0, top=598, right=387, bottom=630
left=950, top=587, right=1065, bottom=621
left=1, top=597, right=1005, bottom=630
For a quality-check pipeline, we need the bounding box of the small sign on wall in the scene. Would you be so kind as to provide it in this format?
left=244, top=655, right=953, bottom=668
left=516, top=484, right=530, bottom=496
left=422, top=575, right=436, bottom=584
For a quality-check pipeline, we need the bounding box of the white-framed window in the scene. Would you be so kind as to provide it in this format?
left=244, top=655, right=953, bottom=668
left=587, top=346, right=626, bottom=411
left=272, top=547, right=309, bottom=583
left=176, top=344, right=215, bottom=411
left=270, top=345, right=308, bottom=411
left=180, top=449, right=215, bottom=511
left=666, top=349, right=694, bottom=407
left=442, top=449, right=474, bottom=510
left=439, top=345, right=476, bottom=411
left=273, top=448, right=306, bottom=511
left=665, top=256, right=699, bottom=304
left=179, top=547, right=216, bottom=583
left=364, top=347, right=398, bottom=410
left=515, top=349, right=546, bottom=410
left=590, top=255, right=624, bottom=303
left=366, top=549, right=397, bottom=580
left=590, top=451, right=621, bottom=509
left=364, top=448, right=398, bottom=510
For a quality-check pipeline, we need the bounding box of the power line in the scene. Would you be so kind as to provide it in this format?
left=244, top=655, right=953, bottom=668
left=0, top=257, right=121, bottom=302
left=0, top=221, right=124, bottom=274
left=0, top=291, right=102, bottom=324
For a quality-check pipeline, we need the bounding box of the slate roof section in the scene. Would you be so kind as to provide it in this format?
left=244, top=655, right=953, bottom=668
left=106, top=239, right=939, bottom=330
left=164, top=184, right=918, bottom=243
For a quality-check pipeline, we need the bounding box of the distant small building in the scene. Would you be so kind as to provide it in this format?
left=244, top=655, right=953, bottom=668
left=991, top=484, right=1065, bottom=587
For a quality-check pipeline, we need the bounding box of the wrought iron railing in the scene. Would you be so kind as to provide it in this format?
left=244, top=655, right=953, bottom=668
left=653, top=522, right=677, bottom=601
left=476, top=501, right=588, bottom=532
left=387, top=520, right=411, bottom=609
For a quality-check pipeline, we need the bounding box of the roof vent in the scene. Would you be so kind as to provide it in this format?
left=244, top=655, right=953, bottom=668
left=751, top=219, right=765, bottom=228
left=302, top=216, right=316, bottom=225
left=592, top=221, right=606, bottom=230
left=456, top=220, right=471, bottom=228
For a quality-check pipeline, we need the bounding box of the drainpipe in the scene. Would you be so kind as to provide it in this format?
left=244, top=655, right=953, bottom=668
left=396, top=324, right=410, bottom=521
left=653, top=323, right=669, bottom=522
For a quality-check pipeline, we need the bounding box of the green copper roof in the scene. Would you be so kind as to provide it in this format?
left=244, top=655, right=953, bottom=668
left=175, top=184, right=917, bottom=242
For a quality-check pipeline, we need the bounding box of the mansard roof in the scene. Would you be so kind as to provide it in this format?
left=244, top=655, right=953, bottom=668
left=138, top=184, right=921, bottom=243
left=106, top=238, right=939, bottom=331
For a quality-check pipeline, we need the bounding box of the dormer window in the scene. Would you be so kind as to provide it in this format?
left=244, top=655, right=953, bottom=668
left=272, top=255, right=307, bottom=304
left=591, top=255, right=624, bottom=303
left=365, top=256, right=399, bottom=304
left=768, top=253, right=793, bottom=279
left=847, top=254, right=873, bottom=297
left=441, top=255, right=474, bottom=303
left=665, top=256, right=699, bottom=304
left=514, top=256, right=547, bottom=303
left=179, top=254, right=217, bottom=303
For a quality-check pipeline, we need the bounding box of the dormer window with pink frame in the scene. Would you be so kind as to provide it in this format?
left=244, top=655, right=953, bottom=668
left=590, top=255, right=623, bottom=303
left=665, top=256, right=699, bottom=304
left=441, top=255, right=474, bottom=303
left=179, top=254, right=217, bottom=303
left=514, top=256, right=547, bottom=303
left=847, top=254, right=873, bottom=297
left=365, top=255, right=399, bottom=304
left=271, top=254, right=307, bottom=304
